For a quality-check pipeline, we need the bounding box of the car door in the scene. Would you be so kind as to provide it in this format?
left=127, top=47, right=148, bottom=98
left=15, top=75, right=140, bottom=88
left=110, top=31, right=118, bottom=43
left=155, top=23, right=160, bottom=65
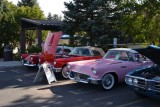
left=115, top=51, right=143, bottom=82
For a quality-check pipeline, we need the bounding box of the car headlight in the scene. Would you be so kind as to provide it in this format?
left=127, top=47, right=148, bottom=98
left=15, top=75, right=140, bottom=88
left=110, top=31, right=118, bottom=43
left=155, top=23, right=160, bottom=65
left=133, top=78, right=138, bottom=85
left=54, top=61, right=56, bottom=65
left=92, top=68, right=97, bottom=74
left=39, top=58, right=41, bottom=62
left=125, top=77, right=132, bottom=85
left=30, top=57, right=33, bottom=61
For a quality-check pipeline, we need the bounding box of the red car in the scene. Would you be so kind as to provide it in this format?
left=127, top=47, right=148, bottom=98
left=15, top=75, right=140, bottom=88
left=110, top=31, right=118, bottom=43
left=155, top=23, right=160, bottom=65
left=21, top=46, right=73, bottom=67
left=51, top=46, right=105, bottom=78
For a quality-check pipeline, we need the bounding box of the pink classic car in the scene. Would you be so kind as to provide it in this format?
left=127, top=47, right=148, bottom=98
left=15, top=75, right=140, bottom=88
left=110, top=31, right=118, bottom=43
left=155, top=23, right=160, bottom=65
left=66, top=48, right=153, bottom=90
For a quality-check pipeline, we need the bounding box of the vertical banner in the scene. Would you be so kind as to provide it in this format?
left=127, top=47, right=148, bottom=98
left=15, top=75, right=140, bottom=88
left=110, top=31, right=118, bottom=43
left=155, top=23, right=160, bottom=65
left=35, top=38, right=38, bottom=45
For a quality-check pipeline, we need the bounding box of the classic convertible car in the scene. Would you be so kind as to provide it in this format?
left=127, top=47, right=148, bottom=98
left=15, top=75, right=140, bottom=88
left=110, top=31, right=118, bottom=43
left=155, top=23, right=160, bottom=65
left=21, top=46, right=73, bottom=67
left=125, top=45, right=160, bottom=99
left=52, top=46, right=105, bottom=78
left=66, top=48, right=153, bottom=90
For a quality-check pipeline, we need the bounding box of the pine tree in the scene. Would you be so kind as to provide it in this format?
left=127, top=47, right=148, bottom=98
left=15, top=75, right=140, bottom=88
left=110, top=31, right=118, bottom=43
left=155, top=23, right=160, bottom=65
left=17, top=0, right=37, bottom=7
left=63, top=0, right=118, bottom=47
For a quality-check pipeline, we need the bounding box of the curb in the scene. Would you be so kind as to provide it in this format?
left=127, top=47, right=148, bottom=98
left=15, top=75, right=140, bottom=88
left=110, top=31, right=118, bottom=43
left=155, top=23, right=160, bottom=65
left=0, top=65, right=24, bottom=69
left=0, top=61, right=24, bottom=69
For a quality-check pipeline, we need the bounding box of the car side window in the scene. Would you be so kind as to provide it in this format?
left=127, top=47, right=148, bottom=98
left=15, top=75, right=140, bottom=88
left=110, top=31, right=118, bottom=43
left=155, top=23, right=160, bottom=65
left=56, top=48, right=61, bottom=54
left=81, top=49, right=91, bottom=56
left=118, top=51, right=134, bottom=61
left=126, top=52, right=134, bottom=61
left=92, top=50, right=101, bottom=56
left=64, top=49, right=71, bottom=55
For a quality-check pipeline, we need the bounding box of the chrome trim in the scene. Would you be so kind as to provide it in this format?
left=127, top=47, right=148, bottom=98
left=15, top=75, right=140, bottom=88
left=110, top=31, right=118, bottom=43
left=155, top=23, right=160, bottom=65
left=68, top=71, right=101, bottom=84
left=52, top=68, right=62, bottom=72
left=126, top=75, right=147, bottom=80
left=148, top=88, right=160, bottom=93
left=125, top=75, right=147, bottom=88
left=24, top=63, right=37, bottom=67
left=126, top=75, right=160, bottom=93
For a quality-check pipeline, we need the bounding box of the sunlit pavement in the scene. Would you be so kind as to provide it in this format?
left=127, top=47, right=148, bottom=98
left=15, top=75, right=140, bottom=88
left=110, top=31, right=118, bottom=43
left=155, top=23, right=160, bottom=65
left=0, top=66, right=160, bottom=107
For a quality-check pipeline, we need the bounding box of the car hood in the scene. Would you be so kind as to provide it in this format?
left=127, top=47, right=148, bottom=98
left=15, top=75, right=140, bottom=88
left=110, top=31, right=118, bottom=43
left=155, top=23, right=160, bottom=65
left=43, top=31, right=62, bottom=62
left=70, top=58, right=122, bottom=73
left=134, top=45, right=160, bottom=64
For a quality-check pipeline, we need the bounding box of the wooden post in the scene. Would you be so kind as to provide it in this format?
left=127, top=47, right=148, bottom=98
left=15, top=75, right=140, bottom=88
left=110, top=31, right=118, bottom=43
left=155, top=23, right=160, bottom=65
left=36, top=28, right=42, bottom=46
left=20, top=28, right=26, bottom=54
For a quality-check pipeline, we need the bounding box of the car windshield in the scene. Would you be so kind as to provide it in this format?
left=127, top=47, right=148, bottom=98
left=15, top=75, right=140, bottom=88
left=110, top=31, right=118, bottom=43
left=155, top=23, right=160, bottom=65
left=69, top=48, right=91, bottom=56
left=103, top=50, right=135, bottom=61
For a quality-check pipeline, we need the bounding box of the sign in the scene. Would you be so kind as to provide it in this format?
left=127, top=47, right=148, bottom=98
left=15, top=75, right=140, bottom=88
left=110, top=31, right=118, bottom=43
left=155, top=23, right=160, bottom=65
left=35, top=38, right=38, bottom=45
left=34, top=62, right=57, bottom=84
left=113, top=38, right=117, bottom=48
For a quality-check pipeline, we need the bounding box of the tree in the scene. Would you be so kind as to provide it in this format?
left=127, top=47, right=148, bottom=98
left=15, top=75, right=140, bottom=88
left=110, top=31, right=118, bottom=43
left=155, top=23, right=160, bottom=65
left=63, top=0, right=119, bottom=48
left=17, top=0, right=37, bottom=7
left=115, top=0, right=160, bottom=45
left=0, top=0, right=4, bottom=20
left=15, top=5, right=45, bottom=47
left=47, top=12, right=62, bottom=21
left=0, top=0, right=18, bottom=47
left=47, top=12, right=52, bottom=20
left=0, top=0, right=45, bottom=48
left=16, top=0, right=45, bottom=47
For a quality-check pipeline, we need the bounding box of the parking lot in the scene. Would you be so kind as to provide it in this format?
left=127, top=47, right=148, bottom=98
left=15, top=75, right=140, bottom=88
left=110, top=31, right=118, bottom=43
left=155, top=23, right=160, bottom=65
left=0, top=66, right=160, bottom=107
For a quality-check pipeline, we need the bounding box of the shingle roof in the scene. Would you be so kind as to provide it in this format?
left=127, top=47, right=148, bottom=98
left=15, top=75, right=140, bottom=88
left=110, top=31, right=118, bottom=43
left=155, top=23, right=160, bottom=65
left=21, top=18, right=63, bottom=30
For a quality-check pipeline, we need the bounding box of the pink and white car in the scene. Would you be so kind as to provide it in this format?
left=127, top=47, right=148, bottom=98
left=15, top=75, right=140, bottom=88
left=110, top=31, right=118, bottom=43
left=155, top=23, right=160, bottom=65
left=66, top=48, right=153, bottom=90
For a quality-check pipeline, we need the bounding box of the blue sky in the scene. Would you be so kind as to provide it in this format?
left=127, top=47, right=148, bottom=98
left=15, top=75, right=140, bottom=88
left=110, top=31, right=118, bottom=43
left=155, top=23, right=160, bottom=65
left=7, top=0, right=71, bottom=17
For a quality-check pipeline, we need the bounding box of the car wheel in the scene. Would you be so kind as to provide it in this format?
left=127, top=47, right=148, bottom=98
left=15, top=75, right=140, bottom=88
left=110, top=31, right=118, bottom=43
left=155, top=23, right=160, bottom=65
left=102, top=74, right=115, bottom=90
left=61, top=66, right=69, bottom=79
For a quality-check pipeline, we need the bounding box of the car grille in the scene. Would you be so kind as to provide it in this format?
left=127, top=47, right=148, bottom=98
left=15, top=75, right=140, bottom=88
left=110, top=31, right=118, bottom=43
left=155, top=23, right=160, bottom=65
left=70, top=71, right=90, bottom=80
left=154, top=82, right=160, bottom=90
left=23, top=60, right=27, bottom=63
left=137, top=79, right=146, bottom=88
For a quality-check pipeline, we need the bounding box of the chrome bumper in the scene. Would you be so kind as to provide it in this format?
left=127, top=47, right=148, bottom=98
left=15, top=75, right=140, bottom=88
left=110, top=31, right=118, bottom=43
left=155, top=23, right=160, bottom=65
left=52, top=67, right=62, bottom=72
left=69, top=72, right=101, bottom=84
left=22, top=60, right=37, bottom=67
left=23, top=63, right=37, bottom=67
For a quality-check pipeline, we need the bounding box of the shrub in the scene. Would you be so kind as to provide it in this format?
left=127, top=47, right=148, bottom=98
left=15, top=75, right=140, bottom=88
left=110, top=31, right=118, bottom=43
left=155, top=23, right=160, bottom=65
left=27, top=45, right=42, bottom=54
left=13, top=53, right=21, bottom=61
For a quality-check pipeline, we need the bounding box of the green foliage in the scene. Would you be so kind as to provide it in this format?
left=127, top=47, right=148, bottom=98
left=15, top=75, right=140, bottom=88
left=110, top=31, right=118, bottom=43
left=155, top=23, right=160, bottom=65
left=27, top=45, right=42, bottom=54
left=14, top=5, right=45, bottom=47
left=13, top=53, right=21, bottom=61
left=0, top=0, right=18, bottom=47
left=63, top=0, right=121, bottom=47
left=115, top=0, right=160, bottom=45
left=0, top=0, right=45, bottom=49
left=17, top=0, right=38, bottom=7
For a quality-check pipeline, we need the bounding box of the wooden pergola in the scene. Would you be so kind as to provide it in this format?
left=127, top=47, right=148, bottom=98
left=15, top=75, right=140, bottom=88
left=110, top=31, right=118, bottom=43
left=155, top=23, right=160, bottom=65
left=20, top=18, right=63, bottom=53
